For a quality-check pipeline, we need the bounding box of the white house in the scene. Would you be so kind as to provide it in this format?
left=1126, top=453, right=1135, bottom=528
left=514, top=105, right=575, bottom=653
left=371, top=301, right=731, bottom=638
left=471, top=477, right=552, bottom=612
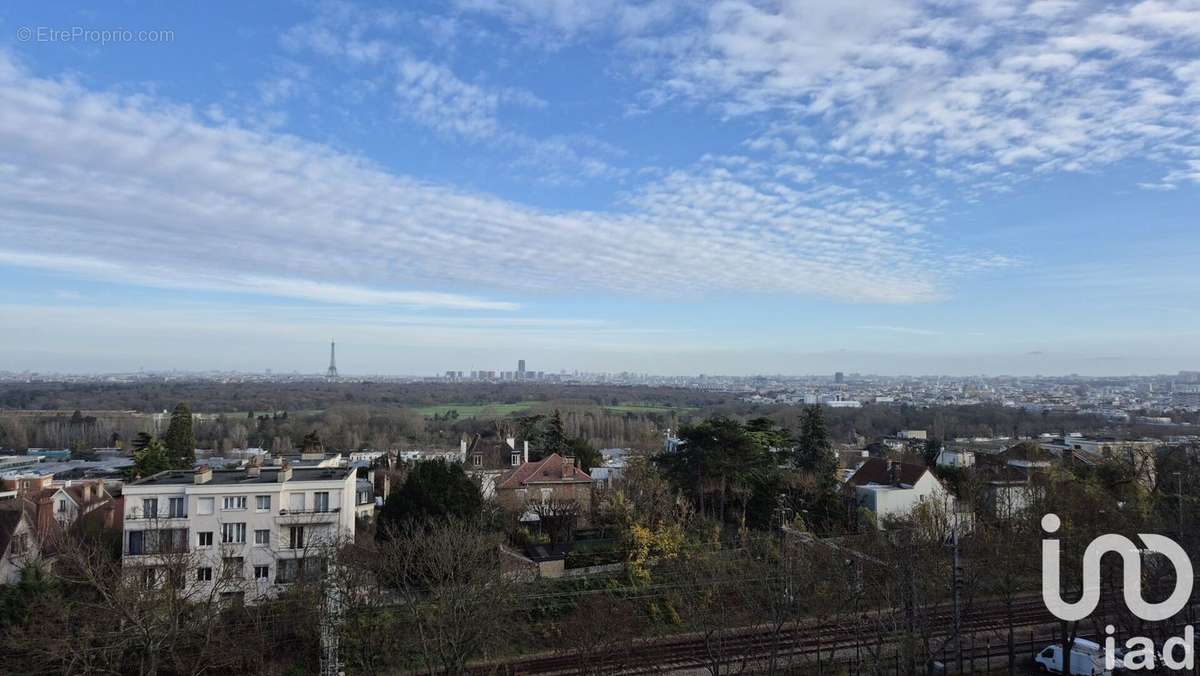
left=0, top=507, right=39, bottom=584
left=936, top=449, right=975, bottom=468
left=846, top=458, right=954, bottom=529
left=122, top=464, right=356, bottom=604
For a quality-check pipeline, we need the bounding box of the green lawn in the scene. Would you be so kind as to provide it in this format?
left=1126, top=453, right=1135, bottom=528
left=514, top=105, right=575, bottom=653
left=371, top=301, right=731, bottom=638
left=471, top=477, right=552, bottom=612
left=410, top=401, right=693, bottom=418
left=603, top=402, right=695, bottom=413
left=410, top=402, right=538, bottom=417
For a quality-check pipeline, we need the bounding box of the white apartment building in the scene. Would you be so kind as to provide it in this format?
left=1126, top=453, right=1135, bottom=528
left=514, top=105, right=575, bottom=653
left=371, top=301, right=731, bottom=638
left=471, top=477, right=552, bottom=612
left=122, top=464, right=355, bottom=604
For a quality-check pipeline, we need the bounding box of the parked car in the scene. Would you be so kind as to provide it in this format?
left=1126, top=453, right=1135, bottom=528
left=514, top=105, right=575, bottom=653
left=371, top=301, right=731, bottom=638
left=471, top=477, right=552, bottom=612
left=1033, top=643, right=1111, bottom=675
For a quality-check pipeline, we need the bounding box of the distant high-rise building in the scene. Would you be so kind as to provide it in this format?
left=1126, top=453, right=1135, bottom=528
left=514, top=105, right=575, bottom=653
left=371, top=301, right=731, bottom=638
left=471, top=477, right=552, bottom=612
left=326, top=341, right=338, bottom=380
left=518, top=359, right=526, bottom=379
left=835, top=371, right=845, bottom=384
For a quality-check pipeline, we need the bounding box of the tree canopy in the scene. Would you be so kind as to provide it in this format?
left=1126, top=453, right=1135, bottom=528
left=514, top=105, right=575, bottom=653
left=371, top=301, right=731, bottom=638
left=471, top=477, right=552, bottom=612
left=162, top=403, right=195, bottom=468
left=795, top=406, right=836, bottom=491
left=377, top=460, right=482, bottom=539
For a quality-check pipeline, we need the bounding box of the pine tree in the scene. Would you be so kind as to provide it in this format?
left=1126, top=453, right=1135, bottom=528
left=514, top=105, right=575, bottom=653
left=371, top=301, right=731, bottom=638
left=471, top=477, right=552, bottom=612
left=795, top=406, right=836, bottom=491
left=377, top=460, right=482, bottom=540
left=133, top=438, right=172, bottom=479
left=539, top=410, right=568, bottom=459
left=922, top=437, right=943, bottom=467
left=163, top=402, right=196, bottom=468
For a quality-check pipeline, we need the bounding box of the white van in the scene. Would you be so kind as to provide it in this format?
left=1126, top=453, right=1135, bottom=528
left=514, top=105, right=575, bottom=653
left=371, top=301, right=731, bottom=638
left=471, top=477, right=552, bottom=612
left=1033, top=643, right=1111, bottom=675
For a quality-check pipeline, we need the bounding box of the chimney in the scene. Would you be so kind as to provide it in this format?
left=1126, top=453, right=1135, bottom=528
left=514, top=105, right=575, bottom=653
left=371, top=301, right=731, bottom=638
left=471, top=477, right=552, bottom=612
left=246, top=463, right=261, bottom=478
left=460, top=438, right=468, bottom=455
left=523, top=440, right=529, bottom=464
left=194, top=466, right=213, bottom=485
left=279, top=462, right=292, bottom=483
left=562, top=456, right=575, bottom=479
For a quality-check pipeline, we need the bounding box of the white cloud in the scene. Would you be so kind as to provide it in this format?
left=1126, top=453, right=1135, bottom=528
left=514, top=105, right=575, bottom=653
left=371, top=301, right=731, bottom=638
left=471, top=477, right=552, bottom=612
left=0, top=53, right=1004, bottom=305
left=0, top=250, right=517, bottom=310
left=486, top=0, right=1200, bottom=188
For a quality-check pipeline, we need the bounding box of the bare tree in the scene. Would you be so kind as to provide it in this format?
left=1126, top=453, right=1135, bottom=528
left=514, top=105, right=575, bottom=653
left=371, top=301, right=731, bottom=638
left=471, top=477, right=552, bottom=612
left=373, top=518, right=523, bottom=674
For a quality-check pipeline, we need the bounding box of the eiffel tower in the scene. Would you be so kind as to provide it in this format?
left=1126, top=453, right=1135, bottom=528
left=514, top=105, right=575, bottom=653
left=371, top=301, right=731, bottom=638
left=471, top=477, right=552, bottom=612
left=326, top=341, right=339, bottom=380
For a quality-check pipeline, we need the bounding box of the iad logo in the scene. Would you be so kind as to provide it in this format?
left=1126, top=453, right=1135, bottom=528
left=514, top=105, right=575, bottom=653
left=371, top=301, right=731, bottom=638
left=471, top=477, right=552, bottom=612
left=1041, top=513, right=1193, bottom=621
left=1041, top=513, right=1195, bottom=671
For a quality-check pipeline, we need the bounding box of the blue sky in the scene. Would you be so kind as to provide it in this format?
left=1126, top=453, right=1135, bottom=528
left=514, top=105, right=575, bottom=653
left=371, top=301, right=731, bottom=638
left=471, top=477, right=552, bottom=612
left=0, top=0, right=1197, bottom=376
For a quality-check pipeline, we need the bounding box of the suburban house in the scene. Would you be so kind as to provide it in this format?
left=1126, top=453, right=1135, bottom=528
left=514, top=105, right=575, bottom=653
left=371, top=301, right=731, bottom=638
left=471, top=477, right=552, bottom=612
left=968, top=442, right=1059, bottom=519
left=845, top=458, right=955, bottom=529
left=0, top=506, right=40, bottom=585
left=121, top=464, right=356, bottom=604
left=495, top=453, right=592, bottom=521
left=464, top=431, right=530, bottom=498
left=0, top=473, right=116, bottom=541
left=936, top=449, right=975, bottom=468
left=32, top=480, right=115, bottom=534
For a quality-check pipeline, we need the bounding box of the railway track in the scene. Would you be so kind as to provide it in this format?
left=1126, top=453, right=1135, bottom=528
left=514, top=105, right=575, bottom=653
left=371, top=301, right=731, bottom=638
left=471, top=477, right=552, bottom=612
left=471, top=596, right=1068, bottom=675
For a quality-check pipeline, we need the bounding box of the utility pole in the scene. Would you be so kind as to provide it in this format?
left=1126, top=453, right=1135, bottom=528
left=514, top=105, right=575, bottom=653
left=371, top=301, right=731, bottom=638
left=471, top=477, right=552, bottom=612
left=1176, top=471, right=1185, bottom=539
left=952, top=523, right=963, bottom=669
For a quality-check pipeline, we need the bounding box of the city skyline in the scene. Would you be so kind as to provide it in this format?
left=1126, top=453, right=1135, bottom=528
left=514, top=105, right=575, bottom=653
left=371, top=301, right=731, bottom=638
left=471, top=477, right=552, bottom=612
left=1, top=1, right=1199, bottom=375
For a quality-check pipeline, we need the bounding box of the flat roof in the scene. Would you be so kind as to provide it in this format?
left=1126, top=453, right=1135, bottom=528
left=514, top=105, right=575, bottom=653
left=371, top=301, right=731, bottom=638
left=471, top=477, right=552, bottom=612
left=131, top=467, right=353, bottom=486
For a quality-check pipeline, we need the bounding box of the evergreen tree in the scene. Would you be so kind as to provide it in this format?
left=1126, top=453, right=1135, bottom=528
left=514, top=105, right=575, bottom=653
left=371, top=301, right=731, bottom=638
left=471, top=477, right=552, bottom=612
left=132, top=438, right=172, bottom=479
left=566, top=436, right=602, bottom=474
left=131, top=431, right=153, bottom=452
left=921, top=437, right=943, bottom=467
left=163, top=402, right=196, bottom=468
left=377, top=460, right=482, bottom=540
left=795, top=406, right=836, bottom=490
left=539, top=410, right=569, bottom=459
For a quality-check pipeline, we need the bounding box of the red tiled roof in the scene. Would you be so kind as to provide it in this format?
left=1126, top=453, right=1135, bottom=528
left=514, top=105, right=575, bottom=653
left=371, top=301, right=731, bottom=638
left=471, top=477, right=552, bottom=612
left=497, top=453, right=592, bottom=490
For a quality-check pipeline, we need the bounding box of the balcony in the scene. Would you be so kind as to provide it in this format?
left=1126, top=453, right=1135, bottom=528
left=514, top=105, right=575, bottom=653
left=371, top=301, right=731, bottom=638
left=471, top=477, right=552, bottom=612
left=274, top=507, right=340, bottom=524
left=125, top=513, right=189, bottom=522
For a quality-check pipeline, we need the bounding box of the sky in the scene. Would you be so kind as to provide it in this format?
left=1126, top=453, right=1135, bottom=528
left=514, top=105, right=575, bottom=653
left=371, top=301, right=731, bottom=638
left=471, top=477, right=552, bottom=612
left=0, top=0, right=1197, bottom=377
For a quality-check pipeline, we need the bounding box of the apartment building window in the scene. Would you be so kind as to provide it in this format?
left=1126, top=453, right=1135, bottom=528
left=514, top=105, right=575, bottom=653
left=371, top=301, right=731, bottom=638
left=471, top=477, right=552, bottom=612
left=288, top=526, right=305, bottom=550
left=289, top=492, right=305, bottom=512
left=161, top=528, right=189, bottom=553
left=142, top=498, right=158, bottom=518
left=222, top=496, right=247, bottom=511
left=197, top=531, right=213, bottom=547
left=222, top=556, right=244, bottom=579
left=197, top=497, right=214, bottom=515
left=168, top=497, right=186, bottom=518
left=276, top=557, right=321, bottom=584
left=255, top=495, right=271, bottom=511
left=254, top=529, right=270, bottom=546
left=196, top=566, right=213, bottom=582
left=220, top=522, right=246, bottom=544
left=253, top=565, right=270, bottom=580
left=128, top=530, right=144, bottom=555
left=314, top=492, right=329, bottom=513
left=141, top=568, right=157, bottom=589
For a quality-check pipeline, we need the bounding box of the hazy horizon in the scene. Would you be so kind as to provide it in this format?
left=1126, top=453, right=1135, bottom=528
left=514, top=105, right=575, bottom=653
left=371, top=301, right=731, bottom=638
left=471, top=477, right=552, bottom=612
left=1, top=1, right=1198, bottom=376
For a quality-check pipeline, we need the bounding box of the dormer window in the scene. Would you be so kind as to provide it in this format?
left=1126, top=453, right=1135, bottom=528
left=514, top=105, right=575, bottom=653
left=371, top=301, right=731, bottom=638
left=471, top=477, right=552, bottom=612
left=511, top=454, right=520, bottom=466
left=473, top=454, right=482, bottom=467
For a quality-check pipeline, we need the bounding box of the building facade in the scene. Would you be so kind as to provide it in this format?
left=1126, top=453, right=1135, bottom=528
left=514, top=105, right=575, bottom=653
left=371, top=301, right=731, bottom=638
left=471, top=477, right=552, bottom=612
left=122, top=465, right=355, bottom=603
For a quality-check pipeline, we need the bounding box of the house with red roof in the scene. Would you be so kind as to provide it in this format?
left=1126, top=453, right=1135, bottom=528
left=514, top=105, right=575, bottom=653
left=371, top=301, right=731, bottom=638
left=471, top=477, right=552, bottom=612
left=495, top=453, right=592, bottom=521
